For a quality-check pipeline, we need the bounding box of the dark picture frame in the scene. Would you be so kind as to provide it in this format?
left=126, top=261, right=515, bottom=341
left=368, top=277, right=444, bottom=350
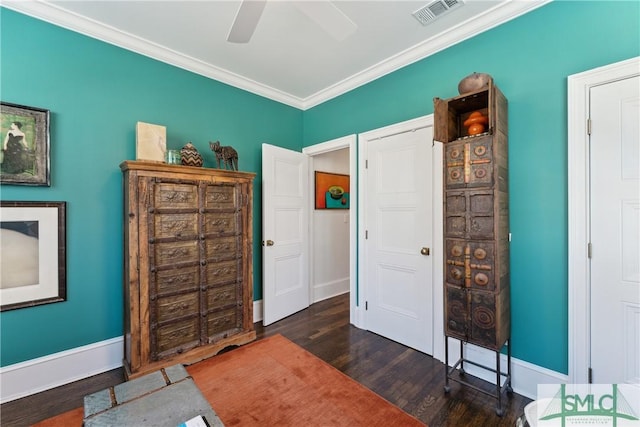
left=315, top=171, right=350, bottom=209
left=0, top=102, right=51, bottom=186
left=0, top=201, right=66, bottom=311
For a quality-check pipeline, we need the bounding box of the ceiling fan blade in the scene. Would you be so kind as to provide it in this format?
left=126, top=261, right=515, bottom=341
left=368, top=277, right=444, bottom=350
left=294, top=0, right=357, bottom=42
left=227, top=0, right=267, bottom=43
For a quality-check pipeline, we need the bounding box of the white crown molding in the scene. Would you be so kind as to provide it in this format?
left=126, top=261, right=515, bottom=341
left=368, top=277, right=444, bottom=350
left=301, top=0, right=551, bottom=109
left=1, top=0, right=550, bottom=110
left=1, top=0, right=305, bottom=109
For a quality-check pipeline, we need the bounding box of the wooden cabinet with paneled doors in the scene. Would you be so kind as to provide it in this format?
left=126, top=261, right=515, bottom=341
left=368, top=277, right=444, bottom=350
left=121, top=161, right=256, bottom=379
left=434, top=80, right=511, bottom=415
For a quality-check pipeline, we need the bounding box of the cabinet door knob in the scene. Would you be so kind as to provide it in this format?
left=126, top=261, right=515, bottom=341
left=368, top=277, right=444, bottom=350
left=421, top=247, right=430, bottom=256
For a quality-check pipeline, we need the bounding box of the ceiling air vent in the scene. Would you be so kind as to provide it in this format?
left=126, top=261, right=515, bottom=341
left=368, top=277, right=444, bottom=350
left=412, top=0, right=464, bottom=26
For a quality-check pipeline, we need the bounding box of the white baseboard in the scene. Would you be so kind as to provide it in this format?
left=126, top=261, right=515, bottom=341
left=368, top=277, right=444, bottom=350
left=253, top=280, right=350, bottom=325
left=257, top=296, right=566, bottom=399
left=0, top=307, right=265, bottom=404
left=313, top=278, right=349, bottom=303
left=443, top=338, right=568, bottom=400
left=1, top=307, right=565, bottom=404
left=253, top=299, right=263, bottom=323
left=0, top=336, right=123, bottom=404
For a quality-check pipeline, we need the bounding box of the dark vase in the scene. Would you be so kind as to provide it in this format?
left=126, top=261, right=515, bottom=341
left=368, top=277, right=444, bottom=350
left=180, top=142, right=203, bottom=167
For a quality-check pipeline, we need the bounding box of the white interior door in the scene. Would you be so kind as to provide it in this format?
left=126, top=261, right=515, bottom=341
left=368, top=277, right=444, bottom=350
left=262, top=143, right=309, bottom=326
left=590, top=75, right=640, bottom=384
left=360, top=119, right=435, bottom=354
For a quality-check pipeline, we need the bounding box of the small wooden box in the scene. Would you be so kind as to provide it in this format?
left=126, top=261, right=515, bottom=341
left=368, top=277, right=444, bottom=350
left=433, top=82, right=507, bottom=143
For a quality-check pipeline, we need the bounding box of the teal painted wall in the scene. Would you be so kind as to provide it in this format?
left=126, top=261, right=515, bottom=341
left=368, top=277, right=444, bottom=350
left=0, top=8, right=302, bottom=366
left=302, top=1, right=640, bottom=374
left=1, top=2, right=638, bottom=374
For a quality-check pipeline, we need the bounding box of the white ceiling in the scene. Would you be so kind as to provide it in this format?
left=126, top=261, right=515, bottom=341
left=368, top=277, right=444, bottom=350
left=3, top=0, right=548, bottom=109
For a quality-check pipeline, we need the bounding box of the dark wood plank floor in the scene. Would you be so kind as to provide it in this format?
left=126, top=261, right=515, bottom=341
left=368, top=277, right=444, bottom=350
left=0, top=293, right=530, bottom=426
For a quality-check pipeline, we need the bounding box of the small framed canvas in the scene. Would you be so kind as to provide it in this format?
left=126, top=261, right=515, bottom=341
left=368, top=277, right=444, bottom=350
left=0, top=102, right=51, bottom=186
left=315, top=171, right=350, bottom=209
left=0, top=201, right=67, bottom=311
left=136, top=121, right=166, bottom=162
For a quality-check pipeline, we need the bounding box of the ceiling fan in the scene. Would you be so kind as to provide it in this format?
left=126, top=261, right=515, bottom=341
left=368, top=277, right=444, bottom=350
left=227, top=0, right=358, bottom=44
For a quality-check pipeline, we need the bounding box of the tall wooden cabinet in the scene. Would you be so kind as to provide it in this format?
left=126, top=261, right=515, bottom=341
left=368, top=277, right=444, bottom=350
left=121, top=161, right=256, bottom=379
left=434, top=80, right=512, bottom=415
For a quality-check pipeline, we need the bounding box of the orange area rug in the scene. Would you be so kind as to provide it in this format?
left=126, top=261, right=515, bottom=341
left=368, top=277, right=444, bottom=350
left=34, top=334, right=424, bottom=426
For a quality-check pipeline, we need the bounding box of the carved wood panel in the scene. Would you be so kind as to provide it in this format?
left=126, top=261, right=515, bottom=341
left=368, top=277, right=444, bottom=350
left=445, top=239, right=495, bottom=291
left=445, top=285, right=467, bottom=339
left=155, top=317, right=199, bottom=359
left=153, top=182, right=198, bottom=209
left=445, top=190, right=495, bottom=240
left=206, top=307, right=239, bottom=340
left=204, top=184, right=237, bottom=209
left=438, top=84, right=509, bottom=352
left=203, top=212, right=237, bottom=235
left=445, top=137, right=494, bottom=188
left=121, top=161, right=256, bottom=378
left=147, top=180, right=245, bottom=358
left=445, top=285, right=507, bottom=349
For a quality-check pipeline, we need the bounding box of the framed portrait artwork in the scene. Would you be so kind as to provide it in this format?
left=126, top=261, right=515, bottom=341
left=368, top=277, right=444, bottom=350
left=315, top=171, right=350, bottom=209
left=0, top=201, right=66, bottom=311
left=0, top=102, right=51, bottom=186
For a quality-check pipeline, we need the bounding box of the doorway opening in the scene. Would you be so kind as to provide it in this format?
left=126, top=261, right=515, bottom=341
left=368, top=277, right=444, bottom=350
left=303, top=135, right=358, bottom=324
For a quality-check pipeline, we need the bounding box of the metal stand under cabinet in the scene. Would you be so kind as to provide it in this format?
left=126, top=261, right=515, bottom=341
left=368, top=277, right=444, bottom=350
left=120, top=161, right=256, bottom=379
left=434, top=80, right=512, bottom=416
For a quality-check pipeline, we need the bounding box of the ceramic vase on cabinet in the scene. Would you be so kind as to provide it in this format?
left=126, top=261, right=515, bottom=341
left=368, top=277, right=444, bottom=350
left=181, top=142, right=203, bottom=167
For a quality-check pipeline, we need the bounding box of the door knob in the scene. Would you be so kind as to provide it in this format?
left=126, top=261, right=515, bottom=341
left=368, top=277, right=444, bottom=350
left=265, top=240, right=274, bottom=246
left=420, top=247, right=430, bottom=256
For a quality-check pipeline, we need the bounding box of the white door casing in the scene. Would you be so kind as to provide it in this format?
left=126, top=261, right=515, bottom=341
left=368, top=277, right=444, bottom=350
left=589, top=75, right=640, bottom=384
left=262, top=143, right=310, bottom=325
left=303, top=135, right=358, bottom=325
left=568, top=56, right=640, bottom=384
left=358, top=116, right=443, bottom=356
